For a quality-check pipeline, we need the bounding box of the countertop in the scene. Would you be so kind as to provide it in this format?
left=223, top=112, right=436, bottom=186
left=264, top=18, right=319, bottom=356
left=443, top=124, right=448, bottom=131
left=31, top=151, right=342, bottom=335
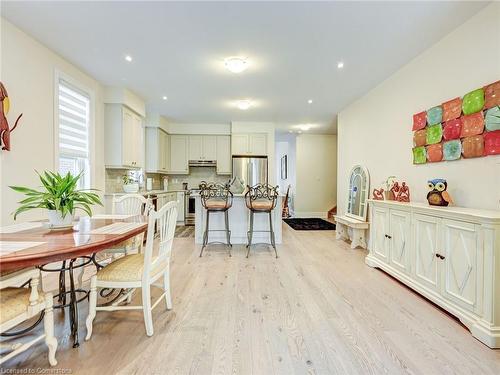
left=104, top=189, right=187, bottom=197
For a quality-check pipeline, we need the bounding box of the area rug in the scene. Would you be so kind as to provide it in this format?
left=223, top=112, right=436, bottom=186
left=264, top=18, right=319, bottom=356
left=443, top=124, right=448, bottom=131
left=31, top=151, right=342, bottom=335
left=283, top=218, right=336, bottom=231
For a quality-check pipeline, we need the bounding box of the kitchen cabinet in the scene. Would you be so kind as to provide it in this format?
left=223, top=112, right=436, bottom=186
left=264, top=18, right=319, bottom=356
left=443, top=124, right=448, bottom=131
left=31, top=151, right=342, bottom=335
left=145, top=127, right=169, bottom=173
left=169, top=135, right=189, bottom=174
left=188, top=135, right=217, bottom=161
left=105, top=104, right=144, bottom=168
left=216, top=135, right=231, bottom=175
left=231, top=133, right=267, bottom=156
left=366, top=200, right=500, bottom=348
left=176, top=192, right=185, bottom=223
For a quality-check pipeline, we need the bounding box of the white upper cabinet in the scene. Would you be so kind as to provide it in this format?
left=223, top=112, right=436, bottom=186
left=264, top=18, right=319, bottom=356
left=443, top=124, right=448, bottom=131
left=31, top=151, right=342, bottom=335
left=169, top=135, right=189, bottom=174
left=216, top=135, right=231, bottom=175
left=188, top=135, right=217, bottom=160
left=105, top=104, right=144, bottom=169
left=145, top=127, right=169, bottom=173
left=231, top=133, right=267, bottom=156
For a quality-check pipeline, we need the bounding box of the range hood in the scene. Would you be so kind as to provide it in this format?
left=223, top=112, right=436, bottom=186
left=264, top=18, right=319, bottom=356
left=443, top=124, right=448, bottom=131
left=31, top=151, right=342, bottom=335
left=188, top=160, right=217, bottom=167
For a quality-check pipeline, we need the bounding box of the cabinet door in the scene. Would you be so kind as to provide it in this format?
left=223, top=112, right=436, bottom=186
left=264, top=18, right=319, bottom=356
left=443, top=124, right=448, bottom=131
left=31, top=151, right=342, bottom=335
left=441, top=219, right=480, bottom=313
left=121, top=108, right=135, bottom=167
left=414, top=214, right=440, bottom=292
left=249, top=134, right=267, bottom=155
left=163, top=133, right=170, bottom=172
left=202, top=136, right=217, bottom=160
left=176, top=192, right=185, bottom=221
left=132, top=113, right=143, bottom=168
left=231, top=134, right=249, bottom=155
left=216, top=135, right=231, bottom=174
left=170, top=135, right=189, bottom=173
left=389, top=209, right=411, bottom=274
left=371, top=206, right=390, bottom=263
left=188, top=135, right=203, bottom=160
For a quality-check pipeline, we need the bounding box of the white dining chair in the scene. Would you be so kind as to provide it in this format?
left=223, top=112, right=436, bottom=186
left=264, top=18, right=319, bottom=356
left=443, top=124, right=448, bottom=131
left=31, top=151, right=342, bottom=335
left=85, top=200, right=178, bottom=338
left=0, top=268, right=58, bottom=366
left=105, top=194, right=153, bottom=258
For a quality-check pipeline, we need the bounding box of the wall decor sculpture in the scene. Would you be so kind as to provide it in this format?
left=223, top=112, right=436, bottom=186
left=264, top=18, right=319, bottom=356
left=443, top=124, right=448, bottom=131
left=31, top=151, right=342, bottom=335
left=0, top=82, right=23, bottom=151
left=412, top=80, right=500, bottom=164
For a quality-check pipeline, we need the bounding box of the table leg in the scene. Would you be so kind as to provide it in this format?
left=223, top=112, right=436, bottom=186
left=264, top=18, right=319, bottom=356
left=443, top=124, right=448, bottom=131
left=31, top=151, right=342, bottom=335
left=68, top=259, right=80, bottom=348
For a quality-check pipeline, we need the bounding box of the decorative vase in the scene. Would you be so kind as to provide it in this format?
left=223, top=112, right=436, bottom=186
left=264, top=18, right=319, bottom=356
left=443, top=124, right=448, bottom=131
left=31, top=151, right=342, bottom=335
left=48, top=210, right=74, bottom=227
left=123, top=183, right=139, bottom=193
left=384, top=191, right=395, bottom=201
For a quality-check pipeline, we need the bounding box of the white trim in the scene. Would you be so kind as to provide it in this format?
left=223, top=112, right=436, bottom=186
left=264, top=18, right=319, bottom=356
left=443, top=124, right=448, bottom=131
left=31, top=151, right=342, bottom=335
left=293, top=211, right=328, bottom=219
left=53, top=69, right=96, bottom=187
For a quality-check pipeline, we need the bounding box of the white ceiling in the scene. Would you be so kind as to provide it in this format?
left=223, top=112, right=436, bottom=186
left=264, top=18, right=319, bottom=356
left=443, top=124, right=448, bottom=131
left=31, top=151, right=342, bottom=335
left=1, top=1, right=489, bottom=134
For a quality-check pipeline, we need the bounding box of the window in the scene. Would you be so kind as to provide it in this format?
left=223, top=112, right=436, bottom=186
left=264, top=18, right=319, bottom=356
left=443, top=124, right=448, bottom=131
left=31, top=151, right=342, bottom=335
left=57, top=78, right=91, bottom=189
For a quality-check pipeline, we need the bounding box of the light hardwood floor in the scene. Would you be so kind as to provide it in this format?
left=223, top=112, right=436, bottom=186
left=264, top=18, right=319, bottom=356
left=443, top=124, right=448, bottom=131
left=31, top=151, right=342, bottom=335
left=2, top=224, right=500, bottom=374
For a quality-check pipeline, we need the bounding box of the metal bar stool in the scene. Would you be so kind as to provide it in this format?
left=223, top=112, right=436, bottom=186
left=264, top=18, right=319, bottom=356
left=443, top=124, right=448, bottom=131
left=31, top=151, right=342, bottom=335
left=199, top=182, right=233, bottom=257
left=245, top=184, right=279, bottom=258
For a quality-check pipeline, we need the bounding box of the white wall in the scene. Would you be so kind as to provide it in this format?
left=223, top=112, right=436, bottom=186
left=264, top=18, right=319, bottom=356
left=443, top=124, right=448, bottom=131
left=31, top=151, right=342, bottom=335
left=275, top=133, right=297, bottom=213
left=337, top=3, right=500, bottom=214
left=0, top=19, right=105, bottom=225
left=295, top=134, right=337, bottom=217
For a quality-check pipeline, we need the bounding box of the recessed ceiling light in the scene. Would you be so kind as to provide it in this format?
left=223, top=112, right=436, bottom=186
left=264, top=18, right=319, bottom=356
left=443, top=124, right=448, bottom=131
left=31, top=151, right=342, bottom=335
left=125, top=55, right=133, bottom=62
left=308, top=99, right=313, bottom=104
left=298, top=130, right=303, bottom=134
left=162, top=96, right=168, bottom=100
left=224, top=56, right=249, bottom=73
left=337, top=61, right=344, bottom=69
left=234, top=99, right=252, bottom=110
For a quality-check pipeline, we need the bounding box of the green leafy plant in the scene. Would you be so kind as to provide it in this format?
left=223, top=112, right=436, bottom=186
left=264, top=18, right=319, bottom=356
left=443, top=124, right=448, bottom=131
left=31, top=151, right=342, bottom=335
left=122, top=175, right=136, bottom=185
left=9, top=171, right=102, bottom=220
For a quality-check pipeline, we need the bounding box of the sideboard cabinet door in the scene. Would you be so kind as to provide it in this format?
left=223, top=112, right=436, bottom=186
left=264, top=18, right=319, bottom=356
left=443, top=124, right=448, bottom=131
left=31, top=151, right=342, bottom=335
left=413, top=214, right=440, bottom=292
left=440, top=219, right=480, bottom=313
left=389, top=209, right=411, bottom=275
left=371, top=206, right=390, bottom=263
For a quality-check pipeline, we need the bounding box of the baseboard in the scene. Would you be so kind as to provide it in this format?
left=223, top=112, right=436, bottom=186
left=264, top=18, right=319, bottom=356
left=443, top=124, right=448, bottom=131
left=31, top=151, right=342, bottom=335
left=293, top=211, right=328, bottom=219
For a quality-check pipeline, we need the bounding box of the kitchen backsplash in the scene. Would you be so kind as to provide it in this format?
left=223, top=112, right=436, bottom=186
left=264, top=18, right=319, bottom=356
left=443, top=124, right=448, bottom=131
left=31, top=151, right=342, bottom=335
left=105, top=166, right=229, bottom=193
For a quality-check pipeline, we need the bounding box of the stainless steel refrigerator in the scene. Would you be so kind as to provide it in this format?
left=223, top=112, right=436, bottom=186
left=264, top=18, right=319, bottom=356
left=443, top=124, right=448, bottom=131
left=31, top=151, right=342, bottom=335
left=232, top=156, right=268, bottom=187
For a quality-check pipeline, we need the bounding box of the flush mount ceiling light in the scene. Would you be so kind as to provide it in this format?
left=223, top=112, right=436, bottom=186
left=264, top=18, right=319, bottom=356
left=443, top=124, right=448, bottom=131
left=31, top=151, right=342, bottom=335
left=224, top=56, right=249, bottom=73
left=307, top=99, right=313, bottom=104
left=162, top=96, right=168, bottom=100
left=234, top=99, right=253, bottom=110
left=337, top=61, right=344, bottom=69
left=124, top=55, right=133, bottom=62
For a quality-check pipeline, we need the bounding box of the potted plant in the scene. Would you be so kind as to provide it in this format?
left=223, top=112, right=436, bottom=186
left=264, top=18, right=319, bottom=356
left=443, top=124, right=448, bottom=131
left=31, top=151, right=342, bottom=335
left=382, top=176, right=397, bottom=200
left=122, top=175, right=139, bottom=193
left=10, top=171, right=102, bottom=226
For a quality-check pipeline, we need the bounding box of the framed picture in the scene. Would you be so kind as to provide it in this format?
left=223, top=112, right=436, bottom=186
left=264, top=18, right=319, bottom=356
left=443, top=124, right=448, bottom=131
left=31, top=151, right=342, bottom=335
left=280, top=155, right=287, bottom=179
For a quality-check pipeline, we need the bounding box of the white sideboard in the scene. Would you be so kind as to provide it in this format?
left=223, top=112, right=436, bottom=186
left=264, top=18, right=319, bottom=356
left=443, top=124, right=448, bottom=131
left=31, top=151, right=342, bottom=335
left=366, top=199, right=500, bottom=348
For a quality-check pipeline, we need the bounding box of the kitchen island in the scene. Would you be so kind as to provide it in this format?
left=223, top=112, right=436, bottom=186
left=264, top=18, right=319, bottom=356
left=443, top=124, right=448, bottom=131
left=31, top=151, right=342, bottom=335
left=194, top=194, right=282, bottom=245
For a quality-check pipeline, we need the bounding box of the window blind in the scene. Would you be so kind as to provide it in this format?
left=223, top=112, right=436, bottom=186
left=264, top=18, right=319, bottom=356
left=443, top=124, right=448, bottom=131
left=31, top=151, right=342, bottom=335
left=58, top=80, right=90, bottom=159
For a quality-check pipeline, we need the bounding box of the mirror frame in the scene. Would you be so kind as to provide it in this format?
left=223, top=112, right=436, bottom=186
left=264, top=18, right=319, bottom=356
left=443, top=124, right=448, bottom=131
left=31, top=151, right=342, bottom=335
left=346, top=165, right=370, bottom=222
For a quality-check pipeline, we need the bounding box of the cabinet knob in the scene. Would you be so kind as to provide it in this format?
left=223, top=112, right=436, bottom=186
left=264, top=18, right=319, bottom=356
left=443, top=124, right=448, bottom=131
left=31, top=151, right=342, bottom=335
left=435, top=253, right=445, bottom=260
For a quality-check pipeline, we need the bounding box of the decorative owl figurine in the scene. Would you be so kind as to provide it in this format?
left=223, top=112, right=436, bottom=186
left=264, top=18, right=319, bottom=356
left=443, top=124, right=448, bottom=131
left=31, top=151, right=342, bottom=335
left=427, top=179, right=453, bottom=206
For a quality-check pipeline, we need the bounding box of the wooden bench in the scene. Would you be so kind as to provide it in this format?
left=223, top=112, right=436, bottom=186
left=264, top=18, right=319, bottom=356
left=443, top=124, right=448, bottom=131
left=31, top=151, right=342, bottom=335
left=333, top=215, right=369, bottom=249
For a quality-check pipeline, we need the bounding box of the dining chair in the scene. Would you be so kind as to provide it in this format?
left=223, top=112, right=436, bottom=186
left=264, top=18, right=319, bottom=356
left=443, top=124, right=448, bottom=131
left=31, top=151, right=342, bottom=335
left=0, top=268, right=58, bottom=366
left=85, top=200, right=178, bottom=338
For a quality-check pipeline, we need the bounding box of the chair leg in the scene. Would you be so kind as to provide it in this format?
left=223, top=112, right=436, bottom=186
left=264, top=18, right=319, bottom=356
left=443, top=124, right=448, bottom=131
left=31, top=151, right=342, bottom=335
left=163, top=268, right=173, bottom=310
left=224, top=210, right=232, bottom=256
left=142, top=284, right=154, bottom=336
left=269, top=211, right=278, bottom=258
left=85, top=276, right=97, bottom=341
left=43, top=293, right=58, bottom=366
left=246, top=211, right=254, bottom=258
left=200, top=211, right=210, bottom=257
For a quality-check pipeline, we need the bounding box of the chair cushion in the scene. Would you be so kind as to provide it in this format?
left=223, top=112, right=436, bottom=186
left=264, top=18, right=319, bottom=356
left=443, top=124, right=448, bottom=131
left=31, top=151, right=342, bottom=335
left=96, top=254, right=166, bottom=282
left=205, top=200, right=229, bottom=210
left=251, top=200, right=273, bottom=211
left=0, top=288, right=42, bottom=324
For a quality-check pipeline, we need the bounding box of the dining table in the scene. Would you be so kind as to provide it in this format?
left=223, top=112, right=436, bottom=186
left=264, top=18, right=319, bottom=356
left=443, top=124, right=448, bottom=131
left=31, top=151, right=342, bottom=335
left=0, top=214, right=148, bottom=348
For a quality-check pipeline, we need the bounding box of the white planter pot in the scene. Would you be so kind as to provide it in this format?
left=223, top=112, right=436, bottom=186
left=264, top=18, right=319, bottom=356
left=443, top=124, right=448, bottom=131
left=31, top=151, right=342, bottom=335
left=48, top=210, right=74, bottom=226
left=123, top=183, right=139, bottom=193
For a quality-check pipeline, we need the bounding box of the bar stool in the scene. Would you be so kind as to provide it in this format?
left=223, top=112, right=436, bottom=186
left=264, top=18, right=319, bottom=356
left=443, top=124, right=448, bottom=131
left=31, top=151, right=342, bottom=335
left=199, top=182, right=233, bottom=257
left=245, top=184, right=279, bottom=258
